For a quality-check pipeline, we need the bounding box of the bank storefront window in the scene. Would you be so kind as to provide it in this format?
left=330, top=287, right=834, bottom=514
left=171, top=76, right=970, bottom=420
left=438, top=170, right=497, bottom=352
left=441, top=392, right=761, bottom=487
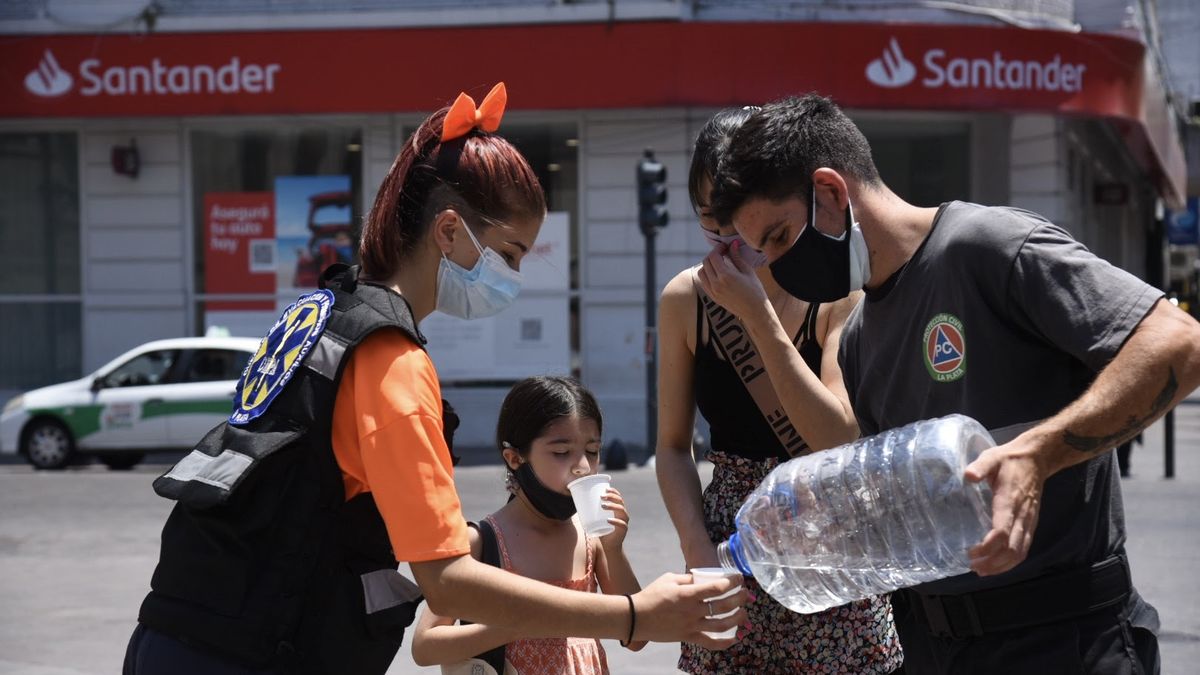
left=190, top=126, right=362, bottom=337
left=0, top=132, right=81, bottom=391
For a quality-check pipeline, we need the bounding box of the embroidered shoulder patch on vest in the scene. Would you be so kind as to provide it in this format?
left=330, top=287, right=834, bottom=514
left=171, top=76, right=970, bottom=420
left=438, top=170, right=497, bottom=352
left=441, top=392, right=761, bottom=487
left=230, top=289, right=334, bottom=425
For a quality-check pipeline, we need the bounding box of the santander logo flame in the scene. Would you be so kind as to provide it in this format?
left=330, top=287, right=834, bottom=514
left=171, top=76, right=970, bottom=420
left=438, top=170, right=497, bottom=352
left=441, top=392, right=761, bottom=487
left=865, top=38, right=917, bottom=88
left=24, top=50, right=73, bottom=97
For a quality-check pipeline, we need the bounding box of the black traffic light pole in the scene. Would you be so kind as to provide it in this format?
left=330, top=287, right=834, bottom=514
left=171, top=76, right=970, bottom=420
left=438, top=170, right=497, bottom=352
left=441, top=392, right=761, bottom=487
left=644, top=224, right=658, bottom=458
left=1147, top=207, right=1175, bottom=479
left=637, top=149, right=668, bottom=457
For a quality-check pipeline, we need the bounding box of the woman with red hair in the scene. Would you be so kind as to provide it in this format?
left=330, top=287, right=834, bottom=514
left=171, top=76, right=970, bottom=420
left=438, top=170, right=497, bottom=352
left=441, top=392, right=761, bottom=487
left=124, top=84, right=747, bottom=675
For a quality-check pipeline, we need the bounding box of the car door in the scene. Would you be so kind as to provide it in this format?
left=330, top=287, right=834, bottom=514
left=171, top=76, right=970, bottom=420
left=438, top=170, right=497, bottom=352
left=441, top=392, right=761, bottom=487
left=162, top=348, right=251, bottom=446
left=85, top=349, right=180, bottom=449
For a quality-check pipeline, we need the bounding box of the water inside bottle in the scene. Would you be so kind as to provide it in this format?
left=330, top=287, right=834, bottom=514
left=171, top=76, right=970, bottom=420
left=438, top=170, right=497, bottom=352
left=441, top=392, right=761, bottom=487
left=723, top=415, right=995, bottom=615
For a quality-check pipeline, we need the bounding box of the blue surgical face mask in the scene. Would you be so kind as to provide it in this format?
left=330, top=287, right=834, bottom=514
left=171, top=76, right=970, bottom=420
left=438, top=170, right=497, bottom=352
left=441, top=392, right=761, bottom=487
left=436, top=217, right=522, bottom=320
left=701, top=228, right=769, bottom=268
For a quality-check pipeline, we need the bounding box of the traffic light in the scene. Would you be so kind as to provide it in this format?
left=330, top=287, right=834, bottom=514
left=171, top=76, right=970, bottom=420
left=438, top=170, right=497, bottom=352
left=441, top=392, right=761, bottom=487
left=637, top=149, right=668, bottom=236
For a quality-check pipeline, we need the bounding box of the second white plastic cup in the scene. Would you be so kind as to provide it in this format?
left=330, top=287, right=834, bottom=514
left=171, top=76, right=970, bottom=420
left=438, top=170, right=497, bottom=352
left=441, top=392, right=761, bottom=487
left=567, top=473, right=615, bottom=537
left=690, top=567, right=742, bottom=639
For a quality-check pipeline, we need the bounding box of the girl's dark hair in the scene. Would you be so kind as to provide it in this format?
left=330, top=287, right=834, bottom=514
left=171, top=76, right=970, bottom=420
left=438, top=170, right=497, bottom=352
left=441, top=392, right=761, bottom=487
left=359, top=105, right=547, bottom=279
left=688, top=106, right=760, bottom=213
left=496, top=376, right=603, bottom=459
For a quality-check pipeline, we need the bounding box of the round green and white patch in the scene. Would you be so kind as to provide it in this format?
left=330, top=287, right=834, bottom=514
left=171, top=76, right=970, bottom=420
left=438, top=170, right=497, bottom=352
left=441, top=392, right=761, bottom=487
left=922, top=312, right=966, bottom=382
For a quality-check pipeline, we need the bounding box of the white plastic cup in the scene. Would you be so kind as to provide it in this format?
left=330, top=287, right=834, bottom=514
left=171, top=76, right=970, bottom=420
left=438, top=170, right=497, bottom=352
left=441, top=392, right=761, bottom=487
left=690, top=567, right=742, bottom=639
left=566, top=474, right=615, bottom=537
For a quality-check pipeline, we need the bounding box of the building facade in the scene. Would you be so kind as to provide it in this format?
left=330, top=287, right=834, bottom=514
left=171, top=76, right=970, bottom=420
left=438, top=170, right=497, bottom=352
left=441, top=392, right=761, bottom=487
left=0, top=0, right=1187, bottom=450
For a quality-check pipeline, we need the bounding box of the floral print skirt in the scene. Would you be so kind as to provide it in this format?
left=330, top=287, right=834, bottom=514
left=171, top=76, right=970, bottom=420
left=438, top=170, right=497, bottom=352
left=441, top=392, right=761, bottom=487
left=678, top=450, right=904, bottom=675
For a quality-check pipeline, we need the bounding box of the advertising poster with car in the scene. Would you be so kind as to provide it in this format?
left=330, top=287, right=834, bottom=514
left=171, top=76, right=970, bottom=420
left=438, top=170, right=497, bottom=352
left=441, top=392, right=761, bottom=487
left=274, top=175, right=354, bottom=300
left=422, top=211, right=571, bottom=381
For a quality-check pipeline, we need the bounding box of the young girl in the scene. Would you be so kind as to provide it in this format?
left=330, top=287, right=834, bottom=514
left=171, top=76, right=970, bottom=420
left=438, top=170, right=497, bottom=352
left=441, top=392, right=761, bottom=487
left=656, top=108, right=902, bottom=674
left=412, top=376, right=646, bottom=674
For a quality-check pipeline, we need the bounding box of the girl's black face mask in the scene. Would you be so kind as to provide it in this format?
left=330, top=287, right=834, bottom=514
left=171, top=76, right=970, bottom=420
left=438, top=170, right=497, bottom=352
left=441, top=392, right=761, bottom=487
left=512, top=462, right=577, bottom=520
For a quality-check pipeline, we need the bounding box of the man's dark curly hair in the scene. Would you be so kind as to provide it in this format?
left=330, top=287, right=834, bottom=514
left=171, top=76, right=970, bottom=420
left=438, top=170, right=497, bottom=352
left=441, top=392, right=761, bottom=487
left=710, top=94, right=881, bottom=226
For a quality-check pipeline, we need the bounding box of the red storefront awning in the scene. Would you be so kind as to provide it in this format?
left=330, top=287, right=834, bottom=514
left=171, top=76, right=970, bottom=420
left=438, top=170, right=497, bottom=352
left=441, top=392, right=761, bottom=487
left=0, top=21, right=1184, bottom=205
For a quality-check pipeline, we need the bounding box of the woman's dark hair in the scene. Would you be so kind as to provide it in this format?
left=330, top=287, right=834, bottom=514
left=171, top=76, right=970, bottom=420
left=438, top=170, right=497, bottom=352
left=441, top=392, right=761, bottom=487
left=710, top=94, right=881, bottom=226
left=496, top=376, right=603, bottom=459
left=688, top=106, right=759, bottom=213
left=359, top=105, right=547, bottom=279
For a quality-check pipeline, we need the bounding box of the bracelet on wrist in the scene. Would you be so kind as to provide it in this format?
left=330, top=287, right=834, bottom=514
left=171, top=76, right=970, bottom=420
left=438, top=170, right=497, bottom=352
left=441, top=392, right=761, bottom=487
left=619, top=593, right=636, bottom=647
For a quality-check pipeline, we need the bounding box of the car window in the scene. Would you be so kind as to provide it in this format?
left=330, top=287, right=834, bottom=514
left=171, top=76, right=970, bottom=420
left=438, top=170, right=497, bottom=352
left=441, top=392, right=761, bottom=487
left=185, top=349, right=251, bottom=383
left=103, top=350, right=180, bottom=388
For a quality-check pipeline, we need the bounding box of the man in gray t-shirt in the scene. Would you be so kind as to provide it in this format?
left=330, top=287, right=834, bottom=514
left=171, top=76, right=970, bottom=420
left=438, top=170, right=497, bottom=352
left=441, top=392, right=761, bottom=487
left=840, top=201, right=1160, bottom=595
left=703, top=94, right=1200, bottom=674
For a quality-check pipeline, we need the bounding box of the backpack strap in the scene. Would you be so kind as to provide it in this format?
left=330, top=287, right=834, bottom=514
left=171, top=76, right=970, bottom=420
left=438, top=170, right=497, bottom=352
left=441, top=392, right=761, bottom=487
left=475, top=518, right=502, bottom=569
left=462, top=520, right=506, bottom=674
left=320, top=263, right=427, bottom=350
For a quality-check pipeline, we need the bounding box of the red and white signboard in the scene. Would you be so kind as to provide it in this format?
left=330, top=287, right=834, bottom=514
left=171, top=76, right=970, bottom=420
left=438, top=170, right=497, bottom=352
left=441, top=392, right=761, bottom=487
left=0, top=22, right=1147, bottom=117
left=203, top=192, right=275, bottom=311
left=0, top=21, right=1181, bottom=201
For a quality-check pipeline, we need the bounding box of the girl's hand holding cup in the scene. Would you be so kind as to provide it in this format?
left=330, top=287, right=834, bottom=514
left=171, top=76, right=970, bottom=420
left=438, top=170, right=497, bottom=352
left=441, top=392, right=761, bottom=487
left=596, top=487, right=630, bottom=551
left=567, top=474, right=615, bottom=537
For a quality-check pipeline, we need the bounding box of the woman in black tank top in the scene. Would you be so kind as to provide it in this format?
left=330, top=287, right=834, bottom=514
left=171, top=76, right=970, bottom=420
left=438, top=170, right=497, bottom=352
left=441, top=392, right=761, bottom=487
left=656, top=109, right=902, bottom=675
left=693, top=295, right=822, bottom=461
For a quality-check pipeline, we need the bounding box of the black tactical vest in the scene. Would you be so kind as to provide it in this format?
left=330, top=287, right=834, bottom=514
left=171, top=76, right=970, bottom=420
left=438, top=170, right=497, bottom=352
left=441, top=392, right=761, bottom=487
left=138, top=264, right=433, bottom=674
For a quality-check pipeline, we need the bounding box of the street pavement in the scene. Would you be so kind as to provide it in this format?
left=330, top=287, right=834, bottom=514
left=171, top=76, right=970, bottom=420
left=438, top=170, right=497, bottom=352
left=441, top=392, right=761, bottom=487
left=1, top=403, right=1198, bottom=675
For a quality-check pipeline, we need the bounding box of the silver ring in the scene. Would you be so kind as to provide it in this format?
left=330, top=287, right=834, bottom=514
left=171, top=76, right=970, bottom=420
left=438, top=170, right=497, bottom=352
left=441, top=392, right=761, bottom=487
left=706, top=601, right=715, bottom=618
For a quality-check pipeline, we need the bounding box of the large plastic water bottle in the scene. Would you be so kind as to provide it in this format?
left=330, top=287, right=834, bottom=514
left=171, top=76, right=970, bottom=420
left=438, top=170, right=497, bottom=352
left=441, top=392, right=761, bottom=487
left=716, top=414, right=995, bottom=614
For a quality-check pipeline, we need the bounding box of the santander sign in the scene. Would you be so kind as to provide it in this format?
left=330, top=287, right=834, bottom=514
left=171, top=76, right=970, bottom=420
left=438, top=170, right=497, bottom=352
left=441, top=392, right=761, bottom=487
left=25, top=49, right=281, bottom=98
left=25, top=50, right=73, bottom=96
left=866, top=38, right=1087, bottom=93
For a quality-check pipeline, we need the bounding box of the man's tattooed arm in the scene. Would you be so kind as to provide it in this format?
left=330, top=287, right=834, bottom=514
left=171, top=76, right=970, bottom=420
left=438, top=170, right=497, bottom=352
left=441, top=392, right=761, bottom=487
left=1063, top=368, right=1178, bottom=455
left=1033, top=301, right=1200, bottom=478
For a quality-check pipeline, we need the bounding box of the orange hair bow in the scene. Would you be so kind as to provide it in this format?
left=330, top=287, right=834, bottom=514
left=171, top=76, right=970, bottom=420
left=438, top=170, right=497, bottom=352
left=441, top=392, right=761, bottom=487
left=440, top=82, right=508, bottom=142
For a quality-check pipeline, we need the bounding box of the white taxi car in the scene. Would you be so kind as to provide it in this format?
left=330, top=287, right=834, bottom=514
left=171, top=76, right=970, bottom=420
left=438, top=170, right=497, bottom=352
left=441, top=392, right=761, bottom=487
left=0, top=337, right=259, bottom=470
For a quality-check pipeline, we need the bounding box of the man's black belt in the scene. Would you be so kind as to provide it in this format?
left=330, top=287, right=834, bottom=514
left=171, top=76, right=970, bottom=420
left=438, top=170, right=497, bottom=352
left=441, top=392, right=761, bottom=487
left=908, top=554, right=1132, bottom=640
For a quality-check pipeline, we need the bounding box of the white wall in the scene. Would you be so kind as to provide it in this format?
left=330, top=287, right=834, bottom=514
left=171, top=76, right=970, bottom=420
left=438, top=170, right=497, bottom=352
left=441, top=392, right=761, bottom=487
left=81, top=122, right=188, bottom=372
left=971, top=114, right=1011, bottom=207
left=1009, top=114, right=1153, bottom=280
left=577, top=109, right=716, bottom=451
left=1063, top=119, right=1153, bottom=278
left=362, top=114, right=402, bottom=217
left=1009, top=114, right=1068, bottom=227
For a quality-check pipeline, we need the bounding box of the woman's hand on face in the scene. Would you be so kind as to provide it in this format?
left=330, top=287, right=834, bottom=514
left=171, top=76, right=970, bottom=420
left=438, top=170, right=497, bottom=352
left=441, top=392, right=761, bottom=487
left=598, top=488, right=630, bottom=551
left=697, top=241, right=770, bottom=325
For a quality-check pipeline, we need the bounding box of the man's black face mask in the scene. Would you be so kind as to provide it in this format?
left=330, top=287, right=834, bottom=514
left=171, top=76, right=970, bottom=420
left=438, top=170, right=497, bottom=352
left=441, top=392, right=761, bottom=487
left=768, top=185, right=871, bottom=302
